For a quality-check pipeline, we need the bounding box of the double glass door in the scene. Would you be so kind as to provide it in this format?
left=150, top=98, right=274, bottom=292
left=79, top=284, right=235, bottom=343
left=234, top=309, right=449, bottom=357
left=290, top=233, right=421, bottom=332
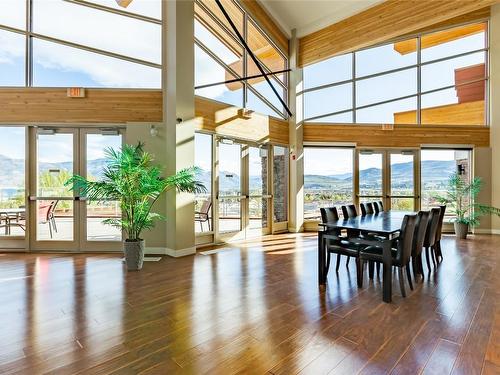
left=217, top=139, right=271, bottom=241
left=29, top=127, right=123, bottom=251
left=357, top=149, right=419, bottom=211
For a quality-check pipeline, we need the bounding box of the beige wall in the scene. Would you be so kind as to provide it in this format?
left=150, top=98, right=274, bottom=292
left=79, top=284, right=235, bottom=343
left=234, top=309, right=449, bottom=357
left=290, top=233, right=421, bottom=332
left=490, top=5, right=500, bottom=233
left=474, top=147, right=492, bottom=232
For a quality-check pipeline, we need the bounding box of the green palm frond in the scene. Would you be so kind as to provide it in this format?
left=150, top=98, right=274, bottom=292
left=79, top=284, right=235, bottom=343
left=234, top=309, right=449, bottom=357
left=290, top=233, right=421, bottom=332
left=65, top=142, right=206, bottom=240
left=433, top=172, right=500, bottom=227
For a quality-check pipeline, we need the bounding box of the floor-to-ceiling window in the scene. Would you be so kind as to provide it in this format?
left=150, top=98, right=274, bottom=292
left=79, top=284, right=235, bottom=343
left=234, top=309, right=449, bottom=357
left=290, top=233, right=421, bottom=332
left=194, top=0, right=288, bottom=118
left=303, top=147, right=354, bottom=220
left=0, top=127, right=26, bottom=239
left=301, top=22, right=488, bottom=126
left=421, top=148, right=472, bottom=220
left=0, top=0, right=161, bottom=88
left=194, top=133, right=213, bottom=234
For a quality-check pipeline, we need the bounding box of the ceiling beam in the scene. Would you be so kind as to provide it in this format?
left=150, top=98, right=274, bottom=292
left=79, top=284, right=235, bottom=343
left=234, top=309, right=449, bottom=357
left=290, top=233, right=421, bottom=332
left=298, top=0, right=499, bottom=67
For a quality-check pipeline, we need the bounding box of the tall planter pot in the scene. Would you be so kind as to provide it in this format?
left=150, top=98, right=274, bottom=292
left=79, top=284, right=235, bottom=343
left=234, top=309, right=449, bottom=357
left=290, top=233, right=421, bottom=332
left=124, top=239, right=145, bottom=271
left=454, top=222, right=469, bottom=240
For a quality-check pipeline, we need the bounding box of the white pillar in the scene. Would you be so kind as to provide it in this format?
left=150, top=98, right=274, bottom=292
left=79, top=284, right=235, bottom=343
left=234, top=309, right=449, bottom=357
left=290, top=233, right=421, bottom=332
left=164, top=0, right=196, bottom=256
left=288, top=29, right=304, bottom=232
left=490, top=4, right=500, bottom=234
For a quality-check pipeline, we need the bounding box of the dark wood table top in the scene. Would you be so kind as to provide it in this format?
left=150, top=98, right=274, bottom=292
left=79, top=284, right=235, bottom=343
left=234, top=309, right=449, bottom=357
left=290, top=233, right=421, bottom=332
left=319, top=211, right=416, bottom=235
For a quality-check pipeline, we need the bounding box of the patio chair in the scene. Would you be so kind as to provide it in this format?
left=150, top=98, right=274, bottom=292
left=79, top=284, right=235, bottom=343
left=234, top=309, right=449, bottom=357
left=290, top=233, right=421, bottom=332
left=195, top=199, right=212, bottom=232
left=39, top=200, right=58, bottom=239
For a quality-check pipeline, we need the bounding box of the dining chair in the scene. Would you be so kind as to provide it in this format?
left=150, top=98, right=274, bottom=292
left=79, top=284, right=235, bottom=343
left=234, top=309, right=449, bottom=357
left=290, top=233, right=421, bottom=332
left=359, top=214, right=418, bottom=297
left=360, top=202, right=375, bottom=216
left=320, top=207, right=356, bottom=274
left=411, top=211, right=429, bottom=282
left=434, top=205, right=446, bottom=261
left=195, top=199, right=212, bottom=232
left=373, top=201, right=380, bottom=214
left=340, top=204, right=361, bottom=267
left=376, top=201, right=384, bottom=212
left=423, top=207, right=442, bottom=271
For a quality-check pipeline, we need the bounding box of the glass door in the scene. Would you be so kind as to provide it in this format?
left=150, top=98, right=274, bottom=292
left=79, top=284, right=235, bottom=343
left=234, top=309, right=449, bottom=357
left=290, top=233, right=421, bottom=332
left=357, top=150, right=384, bottom=208
left=388, top=150, right=418, bottom=211
left=30, top=127, right=124, bottom=252
left=217, top=139, right=245, bottom=241
left=247, top=146, right=271, bottom=237
left=30, top=128, right=79, bottom=251
left=79, top=129, right=123, bottom=251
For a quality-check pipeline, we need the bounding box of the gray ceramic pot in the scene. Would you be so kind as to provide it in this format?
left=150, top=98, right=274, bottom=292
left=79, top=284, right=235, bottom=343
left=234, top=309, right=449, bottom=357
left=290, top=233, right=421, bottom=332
left=454, top=222, right=469, bottom=240
left=123, top=239, right=144, bottom=271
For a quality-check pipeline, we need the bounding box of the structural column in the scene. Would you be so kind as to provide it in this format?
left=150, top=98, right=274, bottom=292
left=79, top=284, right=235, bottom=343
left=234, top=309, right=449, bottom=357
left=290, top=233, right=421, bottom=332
left=288, top=29, right=305, bottom=232
left=490, top=4, right=500, bottom=234
left=164, top=0, right=196, bottom=256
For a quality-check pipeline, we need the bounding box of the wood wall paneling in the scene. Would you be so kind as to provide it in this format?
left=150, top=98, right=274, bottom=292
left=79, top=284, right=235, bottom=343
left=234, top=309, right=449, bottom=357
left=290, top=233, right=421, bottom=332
left=0, top=88, right=162, bottom=123
left=299, top=1, right=497, bottom=67
left=303, top=123, right=490, bottom=147
left=194, top=96, right=289, bottom=144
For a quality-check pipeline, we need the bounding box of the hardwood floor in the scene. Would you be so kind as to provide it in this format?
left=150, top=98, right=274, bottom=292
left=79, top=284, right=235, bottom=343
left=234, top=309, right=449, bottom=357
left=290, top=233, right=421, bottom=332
left=0, top=233, right=499, bottom=374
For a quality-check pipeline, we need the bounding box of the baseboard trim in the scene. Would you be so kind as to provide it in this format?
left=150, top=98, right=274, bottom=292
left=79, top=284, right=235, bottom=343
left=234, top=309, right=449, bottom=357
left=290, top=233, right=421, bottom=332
left=473, top=229, right=500, bottom=235
left=165, top=246, right=196, bottom=257
left=145, top=246, right=196, bottom=257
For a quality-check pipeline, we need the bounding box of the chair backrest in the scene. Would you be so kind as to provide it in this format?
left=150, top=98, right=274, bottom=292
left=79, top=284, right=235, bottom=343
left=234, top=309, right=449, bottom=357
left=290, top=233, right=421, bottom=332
left=412, top=211, right=429, bottom=257
left=38, top=201, right=55, bottom=223
left=377, top=200, right=384, bottom=212
left=435, top=205, right=446, bottom=242
left=341, top=204, right=357, bottom=219
left=373, top=201, right=380, bottom=214
left=320, top=207, right=339, bottom=223
left=360, top=203, right=367, bottom=216
left=360, top=202, right=374, bottom=216
left=395, top=214, right=418, bottom=265
left=424, top=207, right=441, bottom=247
left=200, top=199, right=212, bottom=215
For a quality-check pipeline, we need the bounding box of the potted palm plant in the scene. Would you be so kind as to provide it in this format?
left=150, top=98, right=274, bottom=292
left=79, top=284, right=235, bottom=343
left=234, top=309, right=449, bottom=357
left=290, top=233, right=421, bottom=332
left=435, top=172, right=500, bottom=239
left=66, top=143, right=205, bottom=270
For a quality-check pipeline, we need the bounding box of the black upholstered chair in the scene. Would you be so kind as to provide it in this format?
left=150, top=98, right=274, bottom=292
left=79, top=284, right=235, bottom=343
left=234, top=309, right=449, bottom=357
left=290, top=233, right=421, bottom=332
left=341, top=204, right=358, bottom=219
left=434, top=205, right=446, bottom=261
left=320, top=207, right=363, bottom=280
left=373, top=201, right=381, bottom=214
left=360, top=202, right=375, bottom=216
left=375, top=200, right=384, bottom=212
left=411, top=211, right=429, bottom=282
left=423, top=207, right=442, bottom=271
left=359, top=214, right=418, bottom=297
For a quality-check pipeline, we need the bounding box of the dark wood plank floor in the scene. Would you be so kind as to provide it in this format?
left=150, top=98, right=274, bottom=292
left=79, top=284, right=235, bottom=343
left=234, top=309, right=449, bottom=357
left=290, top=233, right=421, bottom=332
left=0, top=233, right=499, bottom=375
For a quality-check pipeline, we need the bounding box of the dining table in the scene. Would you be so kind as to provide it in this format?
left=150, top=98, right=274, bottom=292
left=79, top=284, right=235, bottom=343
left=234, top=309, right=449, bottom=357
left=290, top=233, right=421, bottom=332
left=0, top=208, right=26, bottom=235
left=318, top=210, right=415, bottom=303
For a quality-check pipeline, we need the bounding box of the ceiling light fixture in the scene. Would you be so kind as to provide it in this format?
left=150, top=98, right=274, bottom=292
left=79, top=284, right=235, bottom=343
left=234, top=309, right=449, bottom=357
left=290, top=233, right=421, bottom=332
left=115, top=0, right=133, bottom=8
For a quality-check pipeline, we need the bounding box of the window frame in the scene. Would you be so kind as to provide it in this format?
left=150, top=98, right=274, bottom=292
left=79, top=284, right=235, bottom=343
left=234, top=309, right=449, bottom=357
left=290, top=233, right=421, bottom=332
left=194, top=0, right=289, bottom=119
left=300, top=20, right=489, bottom=126
left=0, top=0, right=161, bottom=88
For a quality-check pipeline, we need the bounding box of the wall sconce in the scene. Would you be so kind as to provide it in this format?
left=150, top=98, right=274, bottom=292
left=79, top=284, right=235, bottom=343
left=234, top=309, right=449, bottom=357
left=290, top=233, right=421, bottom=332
left=150, top=125, right=159, bottom=137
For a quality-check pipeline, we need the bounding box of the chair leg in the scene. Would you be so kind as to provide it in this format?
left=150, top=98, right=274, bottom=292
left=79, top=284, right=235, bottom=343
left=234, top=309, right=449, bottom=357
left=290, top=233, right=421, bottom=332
left=412, top=257, right=419, bottom=281
left=425, top=247, right=432, bottom=272
left=431, top=246, right=437, bottom=267
left=357, top=258, right=363, bottom=288
left=368, top=261, right=374, bottom=279
left=346, top=256, right=350, bottom=267
left=437, top=241, right=443, bottom=260
left=398, top=267, right=406, bottom=298
left=199, top=221, right=203, bottom=231
left=326, top=252, right=331, bottom=275
left=48, top=222, right=53, bottom=239
left=418, top=254, right=425, bottom=281
left=52, top=217, right=58, bottom=233
left=335, top=253, right=341, bottom=272
left=376, top=262, right=380, bottom=277
left=406, top=264, right=414, bottom=290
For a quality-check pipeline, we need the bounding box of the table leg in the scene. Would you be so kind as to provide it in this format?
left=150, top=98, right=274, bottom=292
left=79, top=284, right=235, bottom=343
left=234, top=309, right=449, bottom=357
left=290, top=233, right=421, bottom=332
left=318, top=231, right=326, bottom=284
left=382, top=239, right=392, bottom=303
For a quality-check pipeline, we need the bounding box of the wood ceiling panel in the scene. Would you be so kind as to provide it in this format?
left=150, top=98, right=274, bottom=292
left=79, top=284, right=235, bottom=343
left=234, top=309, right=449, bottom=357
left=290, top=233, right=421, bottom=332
left=299, top=0, right=498, bottom=67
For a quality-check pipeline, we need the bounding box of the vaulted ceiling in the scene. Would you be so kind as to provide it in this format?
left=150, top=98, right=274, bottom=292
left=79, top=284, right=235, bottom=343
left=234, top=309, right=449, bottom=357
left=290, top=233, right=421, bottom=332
left=259, top=0, right=384, bottom=37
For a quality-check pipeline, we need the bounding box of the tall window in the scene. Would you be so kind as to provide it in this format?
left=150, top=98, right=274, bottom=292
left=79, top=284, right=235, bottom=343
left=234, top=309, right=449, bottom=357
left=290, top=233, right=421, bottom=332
left=0, top=127, right=25, bottom=237
left=302, top=22, right=488, bottom=126
left=303, top=147, right=354, bottom=220
left=194, top=0, right=288, bottom=119
left=0, top=0, right=161, bottom=88
left=421, top=149, right=472, bottom=220
left=273, top=145, right=288, bottom=222
left=194, top=133, right=213, bottom=233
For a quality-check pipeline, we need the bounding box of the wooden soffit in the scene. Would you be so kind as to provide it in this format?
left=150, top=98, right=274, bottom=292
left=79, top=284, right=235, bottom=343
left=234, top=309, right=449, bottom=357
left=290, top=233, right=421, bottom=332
left=298, top=0, right=497, bottom=67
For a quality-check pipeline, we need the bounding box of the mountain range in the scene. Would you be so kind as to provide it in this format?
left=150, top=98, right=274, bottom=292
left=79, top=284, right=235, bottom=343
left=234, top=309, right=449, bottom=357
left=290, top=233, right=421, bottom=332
left=0, top=154, right=456, bottom=192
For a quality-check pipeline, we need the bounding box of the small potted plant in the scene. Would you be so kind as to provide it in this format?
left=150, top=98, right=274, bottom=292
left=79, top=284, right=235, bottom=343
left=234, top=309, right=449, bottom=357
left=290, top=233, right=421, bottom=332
left=435, top=172, right=500, bottom=239
left=67, top=143, right=205, bottom=270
